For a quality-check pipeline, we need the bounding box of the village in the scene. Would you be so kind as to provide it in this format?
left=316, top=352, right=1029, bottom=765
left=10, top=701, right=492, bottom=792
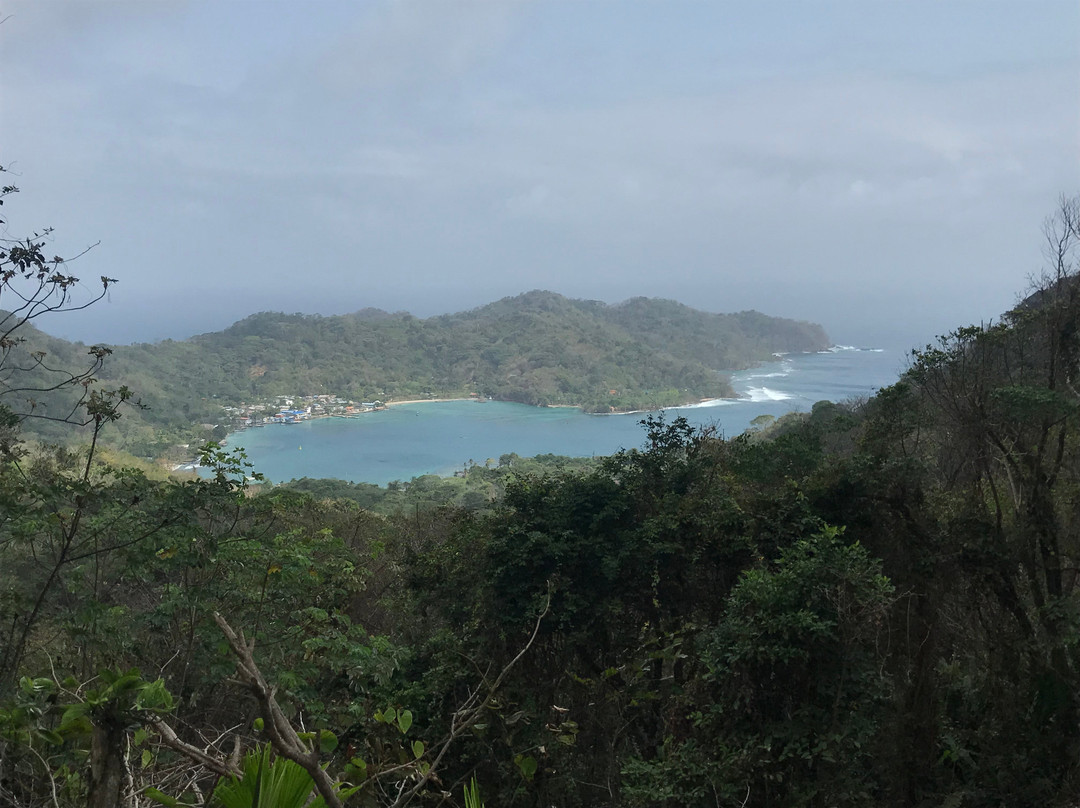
left=222, top=393, right=386, bottom=428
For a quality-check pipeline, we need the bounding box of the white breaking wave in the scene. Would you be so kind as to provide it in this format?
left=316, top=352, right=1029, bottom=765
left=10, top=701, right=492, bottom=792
left=747, top=370, right=790, bottom=379
left=745, top=387, right=794, bottom=402
left=676, top=398, right=738, bottom=410
left=820, top=345, right=884, bottom=353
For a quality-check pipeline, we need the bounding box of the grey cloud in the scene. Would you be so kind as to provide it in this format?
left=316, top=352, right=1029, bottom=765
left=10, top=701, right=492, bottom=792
left=314, top=1, right=517, bottom=92
left=1, top=2, right=1076, bottom=351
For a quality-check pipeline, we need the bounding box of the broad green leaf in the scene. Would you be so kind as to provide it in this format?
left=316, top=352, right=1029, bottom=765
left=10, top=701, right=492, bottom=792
left=20, top=676, right=54, bottom=695
left=213, top=744, right=316, bottom=808
left=318, top=730, right=338, bottom=754
left=37, top=729, right=63, bottom=746
left=59, top=702, right=91, bottom=727
left=144, top=788, right=182, bottom=807
left=345, top=758, right=368, bottom=783
left=515, top=754, right=538, bottom=780
left=135, top=678, right=174, bottom=712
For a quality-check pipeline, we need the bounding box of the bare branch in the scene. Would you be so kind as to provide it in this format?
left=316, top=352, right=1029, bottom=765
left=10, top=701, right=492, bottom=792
left=140, top=587, right=551, bottom=808
left=388, top=590, right=551, bottom=808
left=150, top=719, right=242, bottom=780
left=212, top=613, right=345, bottom=808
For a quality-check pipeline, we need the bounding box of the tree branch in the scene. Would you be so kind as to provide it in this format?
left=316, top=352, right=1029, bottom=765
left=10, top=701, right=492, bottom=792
left=149, top=718, right=242, bottom=781
left=212, top=612, right=345, bottom=808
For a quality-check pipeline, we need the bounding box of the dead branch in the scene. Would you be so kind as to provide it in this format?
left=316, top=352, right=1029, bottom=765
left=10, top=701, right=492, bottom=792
left=212, top=612, right=345, bottom=808
left=388, top=591, right=551, bottom=808
left=149, top=719, right=241, bottom=780
left=151, top=595, right=549, bottom=808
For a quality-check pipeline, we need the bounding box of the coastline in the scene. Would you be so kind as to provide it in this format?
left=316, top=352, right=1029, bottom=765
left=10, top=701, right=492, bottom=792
left=199, top=347, right=900, bottom=485
left=216, top=386, right=747, bottom=454
left=189, top=351, right=833, bottom=476
left=385, top=397, right=475, bottom=407
left=383, top=393, right=739, bottom=415
left=587, top=396, right=734, bottom=416
left=214, top=384, right=750, bottom=442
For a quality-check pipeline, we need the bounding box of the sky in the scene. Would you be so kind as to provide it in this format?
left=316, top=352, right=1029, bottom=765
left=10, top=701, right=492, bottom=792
left=1, top=1, right=1077, bottom=351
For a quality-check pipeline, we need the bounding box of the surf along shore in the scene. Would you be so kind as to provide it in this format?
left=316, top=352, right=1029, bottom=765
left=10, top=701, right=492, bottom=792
left=384, top=397, right=474, bottom=407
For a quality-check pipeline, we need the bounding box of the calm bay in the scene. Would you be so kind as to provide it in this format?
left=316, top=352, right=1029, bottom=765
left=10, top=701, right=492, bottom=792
left=228, top=347, right=905, bottom=485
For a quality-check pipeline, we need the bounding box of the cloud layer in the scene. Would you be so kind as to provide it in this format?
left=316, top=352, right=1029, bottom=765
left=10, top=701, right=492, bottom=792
left=2, top=1, right=1077, bottom=349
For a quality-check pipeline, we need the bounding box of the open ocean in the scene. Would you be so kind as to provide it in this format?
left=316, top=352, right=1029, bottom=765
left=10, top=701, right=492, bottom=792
left=228, top=347, right=906, bottom=485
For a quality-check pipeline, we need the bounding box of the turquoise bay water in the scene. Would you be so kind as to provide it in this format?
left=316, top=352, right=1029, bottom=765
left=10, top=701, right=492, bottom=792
left=229, top=348, right=905, bottom=485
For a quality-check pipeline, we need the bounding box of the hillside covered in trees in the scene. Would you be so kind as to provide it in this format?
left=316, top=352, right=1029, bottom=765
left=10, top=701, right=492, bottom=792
left=116, top=289, right=825, bottom=409
left=3, top=291, right=828, bottom=458
left=3, top=189, right=1080, bottom=807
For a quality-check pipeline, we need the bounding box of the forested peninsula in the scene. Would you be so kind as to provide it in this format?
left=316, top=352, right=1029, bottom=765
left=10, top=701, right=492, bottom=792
left=7, top=291, right=828, bottom=457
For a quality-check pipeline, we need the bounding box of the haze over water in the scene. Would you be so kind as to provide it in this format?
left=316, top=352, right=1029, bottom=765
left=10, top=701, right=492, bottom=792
left=230, top=348, right=902, bottom=486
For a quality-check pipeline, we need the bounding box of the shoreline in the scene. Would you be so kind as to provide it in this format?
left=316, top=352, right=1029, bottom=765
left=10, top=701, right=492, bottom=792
left=385, top=397, right=475, bottom=407
left=197, top=348, right=887, bottom=481
left=362, top=393, right=737, bottom=415
left=218, top=390, right=744, bottom=452
left=587, top=396, right=735, bottom=416
left=206, top=393, right=733, bottom=475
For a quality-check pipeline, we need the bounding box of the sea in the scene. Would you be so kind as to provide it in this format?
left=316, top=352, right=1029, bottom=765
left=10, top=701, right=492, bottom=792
left=226, top=347, right=906, bottom=486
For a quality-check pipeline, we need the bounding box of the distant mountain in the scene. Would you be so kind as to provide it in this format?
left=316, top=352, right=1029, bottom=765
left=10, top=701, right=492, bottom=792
left=601, top=296, right=829, bottom=369
left=3, top=292, right=829, bottom=454
left=120, top=290, right=826, bottom=408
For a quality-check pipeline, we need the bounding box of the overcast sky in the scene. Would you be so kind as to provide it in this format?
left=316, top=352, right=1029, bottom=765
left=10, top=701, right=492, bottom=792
left=2, top=1, right=1077, bottom=350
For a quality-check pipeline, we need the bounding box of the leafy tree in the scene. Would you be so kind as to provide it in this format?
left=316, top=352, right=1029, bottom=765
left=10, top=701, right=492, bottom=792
left=701, top=528, right=893, bottom=807
left=0, top=165, right=118, bottom=442
left=0, top=165, right=138, bottom=693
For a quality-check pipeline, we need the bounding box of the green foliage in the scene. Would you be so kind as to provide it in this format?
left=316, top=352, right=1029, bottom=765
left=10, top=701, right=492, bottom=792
left=704, top=528, right=893, bottom=802
left=279, top=453, right=600, bottom=515
left=209, top=744, right=356, bottom=808
left=621, top=529, right=894, bottom=808
left=1, top=166, right=119, bottom=443
left=463, top=776, right=485, bottom=808
left=0, top=669, right=176, bottom=806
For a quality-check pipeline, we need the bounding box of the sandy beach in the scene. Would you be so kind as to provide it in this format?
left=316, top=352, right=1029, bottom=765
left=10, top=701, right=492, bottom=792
left=384, top=397, right=475, bottom=407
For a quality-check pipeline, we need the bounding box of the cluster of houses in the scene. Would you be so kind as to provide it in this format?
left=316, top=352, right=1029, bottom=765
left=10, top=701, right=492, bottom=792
left=222, top=394, right=385, bottom=428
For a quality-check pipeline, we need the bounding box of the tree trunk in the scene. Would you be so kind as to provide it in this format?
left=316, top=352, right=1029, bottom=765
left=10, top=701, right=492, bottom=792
left=88, top=718, right=130, bottom=808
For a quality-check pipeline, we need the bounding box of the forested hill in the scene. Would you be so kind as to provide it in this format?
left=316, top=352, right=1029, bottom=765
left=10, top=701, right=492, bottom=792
left=104, top=290, right=828, bottom=419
